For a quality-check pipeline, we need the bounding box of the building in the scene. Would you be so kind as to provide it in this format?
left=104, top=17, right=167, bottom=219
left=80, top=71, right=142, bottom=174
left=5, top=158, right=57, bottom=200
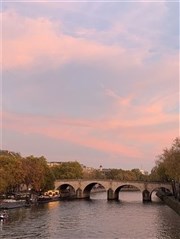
left=47, top=162, right=63, bottom=167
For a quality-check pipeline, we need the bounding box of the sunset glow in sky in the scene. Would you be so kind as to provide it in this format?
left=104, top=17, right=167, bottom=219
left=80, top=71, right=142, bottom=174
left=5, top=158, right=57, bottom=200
left=1, top=1, right=179, bottom=171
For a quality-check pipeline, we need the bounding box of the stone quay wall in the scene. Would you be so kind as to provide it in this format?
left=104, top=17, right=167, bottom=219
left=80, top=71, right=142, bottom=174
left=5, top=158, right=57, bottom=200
left=156, top=191, right=180, bottom=216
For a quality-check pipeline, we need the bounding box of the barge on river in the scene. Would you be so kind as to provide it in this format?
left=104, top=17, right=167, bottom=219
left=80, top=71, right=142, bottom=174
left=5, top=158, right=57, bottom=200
left=37, top=190, right=60, bottom=204
left=0, top=199, right=28, bottom=209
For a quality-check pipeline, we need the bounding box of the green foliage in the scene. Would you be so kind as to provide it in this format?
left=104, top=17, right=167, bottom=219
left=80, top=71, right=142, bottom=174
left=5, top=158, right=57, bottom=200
left=0, top=151, right=24, bottom=193
left=150, top=137, right=180, bottom=182
left=93, top=169, right=106, bottom=179
left=51, top=161, right=83, bottom=179
left=131, top=168, right=148, bottom=181
left=103, top=168, right=145, bottom=181
left=0, top=150, right=55, bottom=194
left=22, top=155, right=55, bottom=191
left=6, top=143, right=178, bottom=195
left=105, top=169, right=122, bottom=180
left=43, top=165, right=55, bottom=191
left=82, top=168, right=146, bottom=181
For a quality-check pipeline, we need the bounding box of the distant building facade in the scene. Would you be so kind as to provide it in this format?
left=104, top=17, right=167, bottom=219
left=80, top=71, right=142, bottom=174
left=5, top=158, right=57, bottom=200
left=47, top=162, right=63, bottom=167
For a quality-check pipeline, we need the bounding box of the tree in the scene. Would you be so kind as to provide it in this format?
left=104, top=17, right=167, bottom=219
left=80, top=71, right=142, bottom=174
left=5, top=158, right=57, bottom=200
left=131, top=169, right=142, bottom=180
left=41, top=164, right=55, bottom=191
left=51, top=161, right=83, bottom=180
left=22, top=155, right=55, bottom=192
left=152, top=137, right=180, bottom=182
left=0, top=150, right=56, bottom=194
left=105, top=169, right=122, bottom=180
left=0, top=167, right=9, bottom=193
left=0, top=151, right=24, bottom=193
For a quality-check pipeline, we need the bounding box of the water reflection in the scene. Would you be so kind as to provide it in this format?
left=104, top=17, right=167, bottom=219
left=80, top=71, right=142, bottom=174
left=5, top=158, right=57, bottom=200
left=156, top=205, right=180, bottom=239
left=151, top=191, right=162, bottom=202
left=119, top=191, right=142, bottom=202
left=0, top=192, right=179, bottom=239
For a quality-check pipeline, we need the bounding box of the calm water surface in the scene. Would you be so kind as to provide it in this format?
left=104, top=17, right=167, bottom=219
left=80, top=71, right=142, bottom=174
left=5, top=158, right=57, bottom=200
left=0, top=192, right=179, bottom=239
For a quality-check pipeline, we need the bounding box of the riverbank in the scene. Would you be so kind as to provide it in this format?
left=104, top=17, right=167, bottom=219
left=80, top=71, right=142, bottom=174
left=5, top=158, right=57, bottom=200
left=156, top=191, right=180, bottom=216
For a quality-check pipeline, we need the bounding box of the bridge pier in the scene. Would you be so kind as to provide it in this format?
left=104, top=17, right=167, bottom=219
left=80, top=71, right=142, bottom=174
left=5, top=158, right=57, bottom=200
left=107, top=189, right=116, bottom=200
left=55, top=180, right=172, bottom=202
left=142, top=190, right=151, bottom=202
left=76, top=188, right=90, bottom=199
left=76, top=188, right=84, bottom=199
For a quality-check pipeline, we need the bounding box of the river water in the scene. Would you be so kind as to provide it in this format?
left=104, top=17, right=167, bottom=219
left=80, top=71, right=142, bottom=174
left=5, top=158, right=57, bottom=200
left=0, top=192, right=179, bottom=239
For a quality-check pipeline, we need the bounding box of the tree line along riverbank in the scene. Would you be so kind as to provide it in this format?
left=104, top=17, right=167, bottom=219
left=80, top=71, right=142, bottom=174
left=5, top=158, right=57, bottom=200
left=0, top=137, right=179, bottom=201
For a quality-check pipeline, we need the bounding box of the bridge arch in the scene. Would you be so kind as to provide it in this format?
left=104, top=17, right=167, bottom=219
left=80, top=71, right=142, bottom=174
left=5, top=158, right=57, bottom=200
left=54, top=180, right=173, bottom=202
left=150, top=186, right=172, bottom=201
left=82, top=182, right=106, bottom=199
left=57, top=183, right=76, bottom=199
left=114, top=184, right=142, bottom=201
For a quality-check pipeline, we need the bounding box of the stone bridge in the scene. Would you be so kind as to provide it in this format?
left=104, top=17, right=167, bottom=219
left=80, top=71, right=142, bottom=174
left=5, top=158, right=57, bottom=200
left=55, top=179, right=173, bottom=202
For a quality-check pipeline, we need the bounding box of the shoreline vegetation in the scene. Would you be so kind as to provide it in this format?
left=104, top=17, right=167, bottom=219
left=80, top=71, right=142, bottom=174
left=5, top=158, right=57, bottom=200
left=0, top=138, right=179, bottom=206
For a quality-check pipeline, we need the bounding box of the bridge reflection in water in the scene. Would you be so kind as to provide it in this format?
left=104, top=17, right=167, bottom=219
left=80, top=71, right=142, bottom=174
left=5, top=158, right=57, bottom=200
left=55, top=180, right=172, bottom=202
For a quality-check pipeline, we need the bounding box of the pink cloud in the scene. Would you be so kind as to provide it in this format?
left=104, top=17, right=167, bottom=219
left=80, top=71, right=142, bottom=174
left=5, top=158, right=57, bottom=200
left=2, top=105, right=178, bottom=161
left=103, top=86, right=178, bottom=128
left=2, top=10, right=145, bottom=71
left=2, top=5, right=178, bottom=166
left=2, top=111, right=142, bottom=158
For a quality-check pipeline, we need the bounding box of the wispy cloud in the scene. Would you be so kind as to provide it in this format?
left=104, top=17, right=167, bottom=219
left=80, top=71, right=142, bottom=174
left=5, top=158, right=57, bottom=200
left=2, top=10, right=125, bottom=70
left=2, top=2, right=179, bottom=170
left=2, top=111, right=142, bottom=158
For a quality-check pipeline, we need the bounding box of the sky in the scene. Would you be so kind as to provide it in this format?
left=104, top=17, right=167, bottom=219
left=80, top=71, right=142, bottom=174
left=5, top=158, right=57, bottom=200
left=1, top=0, right=179, bottom=172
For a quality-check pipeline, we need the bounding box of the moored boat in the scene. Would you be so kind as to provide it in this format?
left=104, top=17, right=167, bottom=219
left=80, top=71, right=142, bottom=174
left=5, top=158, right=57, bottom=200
left=37, top=195, right=60, bottom=204
left=0, top=199, right=28, bottom=209
left=37, top=190, right=61, bottom=204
